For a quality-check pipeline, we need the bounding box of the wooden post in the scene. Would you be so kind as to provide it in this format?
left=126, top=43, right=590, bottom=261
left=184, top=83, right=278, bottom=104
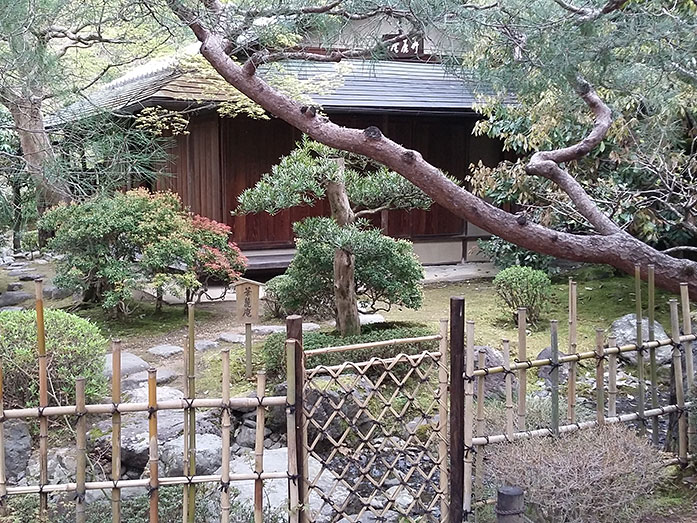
left=464, top=321, right=476, bottom=520
left=111, top=340, right=122, bottom=523
left=285, top=340, right=300, bottom=523
left=670, top=299, right=688, bottom=466
left=438, top=319, right=449, bottom=522
left=595, top=329, right=605, bottom=426
left=148, top=368, right=159, bottom=523
left=635, top=265, right=646, bottom=436
left=449, top=297, right=465, bottom=523
left=245, top=322, right=253, bottom=380
left=568, top=280, right=578, bottom=423
left=35, top=279, right=49, bottom=519
left=76, top=377, right=87, bottom=523
left=608, top=336, right=618, bottom=418
left=184, top=303, right=196, bottom=523
left=0, top=358, right=7, bottom=507
left=550, top=321, right=559, bottom=437
left=680, top=283, right=695, bottom=453
left=474, top=349, right=486, bottom=512
left=648, top=265, right=659, bottom=445
left=286, top=315, right=307, bottom=522
left=496, top=486, right=524, bottom=523
left=517, top=308, right=527, bottom=431
left=502, top=340, right=514, bottom=440
left=220, top=349, right=231, bottom=523
left=254, top=371, right=267, bottom=523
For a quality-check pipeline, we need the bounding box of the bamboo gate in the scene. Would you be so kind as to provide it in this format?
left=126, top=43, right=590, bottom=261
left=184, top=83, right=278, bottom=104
left=0, top=266, right=694, bottom=522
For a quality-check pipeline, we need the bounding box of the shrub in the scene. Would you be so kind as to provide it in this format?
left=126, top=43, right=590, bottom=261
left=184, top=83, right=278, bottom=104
left=266, top=217, right=423, bottom=318
left=484, top=425, right=665, bottom=522
left=478, top=236, right=557, bottom=274
left=493, top=266, right=552, bottom=324
left=0, top=309, right=107, bottom=408
left=262, top=321, right=437, bottom=379
left=20, top=229, right=39, bottom=253
left=39, top=189, right=246, bottom=315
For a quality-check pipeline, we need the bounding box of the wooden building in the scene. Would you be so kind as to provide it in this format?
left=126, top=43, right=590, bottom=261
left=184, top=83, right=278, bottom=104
left=50, top=57, right=505, bottom=269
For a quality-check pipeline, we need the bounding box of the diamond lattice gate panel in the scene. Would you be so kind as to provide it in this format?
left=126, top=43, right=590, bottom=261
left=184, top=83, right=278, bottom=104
left=300, top=333, right=449, bottom=523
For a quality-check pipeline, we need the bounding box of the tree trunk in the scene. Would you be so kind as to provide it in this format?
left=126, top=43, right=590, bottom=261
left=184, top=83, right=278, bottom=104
left=326, top=161, right=361, bottom=335
left=12, top=175, right=22, bottom=252
left=333, top=248, right=361, bottom=336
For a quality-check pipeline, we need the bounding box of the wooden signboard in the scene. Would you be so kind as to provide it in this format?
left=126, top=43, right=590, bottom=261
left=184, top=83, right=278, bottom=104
left=236, top=280, right=260, bottom=323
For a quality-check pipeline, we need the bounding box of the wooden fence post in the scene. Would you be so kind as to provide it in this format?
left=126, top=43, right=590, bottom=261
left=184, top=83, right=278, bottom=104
left=496, top=486, right=524, bottom=522
left=449, top=297, right=465, bottom=523
left=438, top=318, right=449, bottom=522
left=517, top=308, right=527, bottom=431
left=221, top=348, right=231, bottom=523
left=669, top=299, right=688, bottom=466
left=595, top=329, right=605, bottom=426
left=635, top=265, right=646, bottom=436
left=0, top=358, right=5, bottom=507
left=111, top=340, right=122, bottom=522
left=550, top=321, right=559, bottom=437
left=286, top=315, right=307, bottom=522
left=286, top=340, right=300, bottom=523
left=648, top=265, right=659, bottom=445
left=76, top=377, right=87, bottom=523
left=35, top=279, right=49, bottom=520
left=474, top=348, right=486, bottom=514
left=148, top=368, right=159, bottom=523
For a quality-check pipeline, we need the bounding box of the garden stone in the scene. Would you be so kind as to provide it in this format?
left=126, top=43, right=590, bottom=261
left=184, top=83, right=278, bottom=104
left=195, top=339, right=219, bottom=351
left=6, top=282, right=23, bottom=291
left=0, top=306, right=24, bottom=312
left=386, top=486, right=415, bottom=511
left=27, top=447, right=77, bottom=484
left=34, top=259, right=49, bottom=265
left=147, top=344, right=183, bottom=357
left=235, top=425, right=256, bottom=448
left=252, top=325, right=286, bottom=336
left=4, top=420, right=31, bottom=480
left=471, top=345, right=516, bottom=398
left=609, top=314, right=671, bottom=364
left=42, top=285, right=72, bottom=300
left=218, top=332, right=246, bottom=344
left=18, top=273, right=43, bottom=281
left=122, top=368, right=179, bottom=391
left=0, top=291, right=31, bottom=307
left=7, top=269, right=28, bottom=276
left=536, top=347, right=569, bottom=387
left=159, top=433, right=223, bottom=475
left=103, top=352, right=149, bottom=378
left=303, top=322, right=321, bottom=332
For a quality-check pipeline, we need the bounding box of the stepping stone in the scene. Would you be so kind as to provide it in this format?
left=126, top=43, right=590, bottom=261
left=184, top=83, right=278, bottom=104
left=6, top=283, right=23, bottom=291
left=19, top=273, right=43, bottom=281
left=0, top=306, right=24, bottom=312
left=103, top=352, right=149, bottom=378
left=122, top=368, right=179, bottom=391
left=195, top=339, right=219, bottom=351
left=218, top=332, right=246, bottom=344
left=303, top=322, right=321, bottom=332
left=148, top=344, right=183, bottom=357
left=42, top=285, right=72, bottom=300
left=7, top=269, right=28, bottom=277
left=252, top=325, right=286, bottom=336
left=0, top=291, right=31, bottom=307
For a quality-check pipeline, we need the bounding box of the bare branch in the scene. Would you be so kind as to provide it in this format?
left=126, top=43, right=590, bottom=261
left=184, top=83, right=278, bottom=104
left=354, top=205, right=391, bottom=218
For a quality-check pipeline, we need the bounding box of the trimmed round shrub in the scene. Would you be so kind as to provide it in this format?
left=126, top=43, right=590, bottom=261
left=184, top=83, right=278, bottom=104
left=262, top=321, right=437, bottom=379
left=493, top=266, right=552, bottom=324
left=0, top=309, right=107, bottom=408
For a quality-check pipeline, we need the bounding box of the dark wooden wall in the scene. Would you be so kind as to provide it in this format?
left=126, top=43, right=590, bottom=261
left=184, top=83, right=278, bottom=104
left=160, top=110, right=504, bottom=249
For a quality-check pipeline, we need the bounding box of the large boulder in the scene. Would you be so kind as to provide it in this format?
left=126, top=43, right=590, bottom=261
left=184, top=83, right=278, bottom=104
left=536, top=347, right=569, bottom=388
left=609, top=314, right=671, bottom=364
left=471, top=346, right=516, bottom=398
left=4, top=420, right=31, bottom=481
left=103, top=352, right=149, bottom=378
left=159, top=433, right=223, bottom=475
left=0, top=291, right=31, bottom=307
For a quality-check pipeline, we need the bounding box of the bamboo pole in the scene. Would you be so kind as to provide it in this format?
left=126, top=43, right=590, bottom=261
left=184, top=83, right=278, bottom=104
left=502, top=340, right=514, bottom=440
left=568, top=280, right=578, bottom=424
left=184, top=302, right=196, bottom=523
left=670, top=299, right=688, bottom=466
left=254, top=371, right=266, bottom=523
left=608, top=336, right=618, bottom=418
left=76, top=377, right=87, bottom=523
left=595, top=329, right=605, bottom=426
left=220, top=349, right=231, bottom=523
left=286, top=315, right=307, bottom=523
left=111, top=340, right=122, bottom=522
left=550, top=321, right=559, bottom=437
left=464, top=321, right=475, bottom=520
left=285, top=340, right=300, bottom=523
left=635, top=265, right=646, bottom=436
left=245, top=322, right=253, bottom=380
left=0, top=358, right=7, bottom=506
left=680, top=283, right=695, bottom=453
left=148, top=368, right=159, bottom=523
left=438, top=319, right=449, bottom=522
left=35, top=279, right=48, bottom=519
left=474, top=349, right=486, bottom=512
left=648, top=265, right=659, bottom=446
left=449, top=298, right=465, bottom=523
left=517, top=308, right=527, bottom=431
